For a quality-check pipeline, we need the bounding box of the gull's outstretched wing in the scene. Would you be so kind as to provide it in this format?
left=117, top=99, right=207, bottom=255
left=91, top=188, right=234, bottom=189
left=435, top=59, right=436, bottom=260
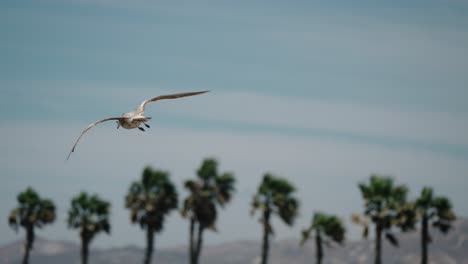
left=134, top=91, right=209, bottom=114
left=67, top=117, right=125, bottom=160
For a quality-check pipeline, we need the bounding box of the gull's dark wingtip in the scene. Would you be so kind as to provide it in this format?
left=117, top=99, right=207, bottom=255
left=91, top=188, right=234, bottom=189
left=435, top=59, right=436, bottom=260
left=66, top=148, right=75, bottom=161
left=194, top=90, right=210, bottom=95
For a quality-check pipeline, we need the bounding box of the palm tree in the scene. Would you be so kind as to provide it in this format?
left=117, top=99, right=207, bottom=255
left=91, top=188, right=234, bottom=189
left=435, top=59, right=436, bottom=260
left=8, top=187, right=56, bottom=264
left=415, top=187, right=456, bottom=264
left=353, top=175, right=416, bottom=264
left=125, top=166, right=179, bottom=264
left=67, top=192, right=111, bottom=264
left=181, top=158, right=235, bottom=264
left=251, top=173, right=299, bottom=264
left=301, top=212, right=345, bottom=264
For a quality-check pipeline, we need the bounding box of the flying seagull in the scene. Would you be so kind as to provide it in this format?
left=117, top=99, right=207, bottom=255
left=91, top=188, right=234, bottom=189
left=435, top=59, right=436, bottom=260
left=67, top=91, right=209, bottom=160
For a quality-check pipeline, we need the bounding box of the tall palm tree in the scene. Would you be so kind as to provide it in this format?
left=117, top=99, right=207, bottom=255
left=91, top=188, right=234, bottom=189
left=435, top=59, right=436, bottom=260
left=181, top=158, right=235, bottom=264
left=8, top=187, right=56, bottom=264
left=353, top=175, right=416, bottom=264
left=251, top=173, right=299, bottom=264
left=301, top=212, right=345, bottom=264
left=415, top=187, right=456, bottom=264
left=125, top=166, right=179, bottom=264
left=67, top=192, right=111, bottom=264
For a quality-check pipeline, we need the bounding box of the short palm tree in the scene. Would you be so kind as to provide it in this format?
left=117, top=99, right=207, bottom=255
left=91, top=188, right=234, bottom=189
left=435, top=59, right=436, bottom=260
left=415, top=187, right=456, bottom=264
left=8, top=187, right=56, bottom=264
left=353, top=175, right=416, bottom=264
left=181, top=158, right=235, bottom=264
left=67, top=192, right=111, bottom=264
left=301, top=212, right=345, bottom=264
left=251, top=173, right=299, bottom=264
left=125, top=166, right=178, bottom=264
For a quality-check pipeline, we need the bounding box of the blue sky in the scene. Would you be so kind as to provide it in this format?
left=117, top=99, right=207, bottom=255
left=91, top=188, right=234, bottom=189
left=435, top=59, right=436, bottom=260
left=1, top=0, right=468, bottom=250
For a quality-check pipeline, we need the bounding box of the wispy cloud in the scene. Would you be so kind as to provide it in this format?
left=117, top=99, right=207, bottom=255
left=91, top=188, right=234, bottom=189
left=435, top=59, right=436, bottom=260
left=3, top=84, right=467, bottom=157
left=165, top=91, right=468, bottom=153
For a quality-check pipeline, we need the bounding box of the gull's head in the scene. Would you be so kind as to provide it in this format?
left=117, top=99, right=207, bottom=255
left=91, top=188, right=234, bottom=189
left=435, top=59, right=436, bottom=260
left=116, top=121, right=120, bottom=129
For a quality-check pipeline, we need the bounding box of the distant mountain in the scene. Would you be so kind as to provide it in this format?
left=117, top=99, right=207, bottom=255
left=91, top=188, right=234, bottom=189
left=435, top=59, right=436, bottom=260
left=1, top=219, right=467, bottom=264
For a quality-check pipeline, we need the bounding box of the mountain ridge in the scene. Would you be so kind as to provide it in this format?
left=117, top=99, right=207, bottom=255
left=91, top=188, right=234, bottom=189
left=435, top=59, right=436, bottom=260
left=1, top=219, right=467, bottom=264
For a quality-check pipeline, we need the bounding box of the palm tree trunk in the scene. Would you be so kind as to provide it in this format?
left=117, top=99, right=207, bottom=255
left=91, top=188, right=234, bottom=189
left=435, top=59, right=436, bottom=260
left=194, top=224, right=204, bottom=264
left=375, top=222, right=382, bottom=264
left=189, top=219, right=195, bottom=264
left=144, top=227, right=155, bottom=264
left=316, top=230, right=323, bottom=264
left=261, top=209, right=271, bottom=264
left=22, top=245, right=30, bottom=264
left=81, top=238, right=89, bottom=264
left=421, top=214, right=428, bottom=264
left=22, top=225, right=34, bottom=264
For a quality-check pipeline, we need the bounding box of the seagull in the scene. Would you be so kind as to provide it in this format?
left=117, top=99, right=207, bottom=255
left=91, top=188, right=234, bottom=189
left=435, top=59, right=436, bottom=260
left=67, top=91, right=209, bottom=160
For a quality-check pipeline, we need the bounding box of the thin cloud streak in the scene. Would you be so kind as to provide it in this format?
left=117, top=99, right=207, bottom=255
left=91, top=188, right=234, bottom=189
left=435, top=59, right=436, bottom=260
left=4, top=85, right=467, bottom=158
left=166, top=91, right=468, bottom=149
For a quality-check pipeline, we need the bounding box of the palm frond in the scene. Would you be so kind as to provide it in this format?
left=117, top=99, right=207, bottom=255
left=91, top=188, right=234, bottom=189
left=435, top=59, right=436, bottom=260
left=125, top=166, right=178, bottom=233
